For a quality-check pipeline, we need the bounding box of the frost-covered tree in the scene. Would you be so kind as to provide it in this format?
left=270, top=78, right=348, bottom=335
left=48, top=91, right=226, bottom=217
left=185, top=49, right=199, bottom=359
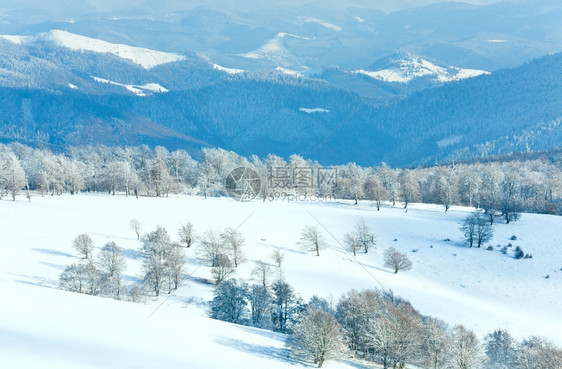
left=209, top=279, right=248, bottom=324
left=97, top=241, right=126, bottom=299
left=383, top=247, right=413, bottom=273
left=485, top=329, right=517, bottom=369
left=363, top=174, right=387, bottom=210
left=165, top=242, right=185, bottom=292
left=399, top=169, right=421, bottom=209
left=0, top=149, right=27, bottom=200
left=289, top=309, right=347, bottom=367
left=298, top=225, right=325, bottom=256
left=420, top=317, right=451, bottom=369
left=59, top=263, right=88, bottom=293
left=73, top=234, right=95, bottom=260
left=249, top=284, right=272, bottom=329
left=251, top=260, right=273, bottom=288
left=516, top=336, right=562, bottom=369
left=221, top=227, right=245, bottom=267
left=199, top=229, right=224, bottom=266
left=271, top=249, right=285, bottom=268
left=140, top=226, right=172, bottom=297
left=129, top=219, right=141, bottom=240
left=449, top=325, right=485, bottom=369
left=354, top=219, right=375, bottom=253
left=271, top=280, right=297, bottom=333
left=177, top=221, right=195, bottom=248
left=211, top=253, right=235, bottom=284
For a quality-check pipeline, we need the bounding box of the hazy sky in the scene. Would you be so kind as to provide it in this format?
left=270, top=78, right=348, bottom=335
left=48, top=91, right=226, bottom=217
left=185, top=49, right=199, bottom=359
left=2, top=0, right=506, bottom=15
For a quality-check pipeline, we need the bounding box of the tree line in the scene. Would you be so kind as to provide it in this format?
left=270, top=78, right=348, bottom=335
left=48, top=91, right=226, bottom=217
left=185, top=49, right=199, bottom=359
left=1, top=142, right=561, bottom=219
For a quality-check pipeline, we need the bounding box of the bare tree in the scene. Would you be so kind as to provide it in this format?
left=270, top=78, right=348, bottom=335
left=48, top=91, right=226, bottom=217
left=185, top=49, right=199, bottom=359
left=271, top=249, right=286, bottom=268
left=461, top=212, right=493, bottom=248
left=165, top=242, right=185, bottom=292
left=211, top=253, right=235, bottom=284
left=199, top=229, right=224, bottom=266
left=353, top=219, right=375, bottom=253
left=343, top=233, right=359, bottom=256
left=299, top=225, right=325, bottom=256
left=129, top=219, right=141, bottom=240
left=221, top=227, right=245, bottom=267
left=289, top=309, right=347, bottom=367
left=178, top=221, right=195, bottom=247
left=251, top=260, right=273, bottom=288
left=384, top=247, right=413, bottom=273
left=73, top=234, right=94, bottom=260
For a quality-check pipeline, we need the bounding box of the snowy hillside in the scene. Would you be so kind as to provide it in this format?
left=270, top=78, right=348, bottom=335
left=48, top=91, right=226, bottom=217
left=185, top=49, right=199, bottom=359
left=1, top=194, right=560, bottom=368
left=355, top=54, right=490, bottom=83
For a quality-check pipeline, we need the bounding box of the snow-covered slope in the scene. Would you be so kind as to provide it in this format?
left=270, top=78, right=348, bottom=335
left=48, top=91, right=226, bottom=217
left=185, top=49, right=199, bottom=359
left=356, top=54, right=490, bottom=83
left=1, top=193, right=560, bottom=361
left=43, top=30, right=184, bottom=69
left=92, top=76, right=168, bottom=96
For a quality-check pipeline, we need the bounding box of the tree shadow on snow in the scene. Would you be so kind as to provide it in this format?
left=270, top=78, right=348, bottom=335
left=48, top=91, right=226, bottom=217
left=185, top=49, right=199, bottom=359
left=121, top=247, right=144, bottom=260
left=31, top=248, right=74, bottom=258
left=214, top=337, right=300, bottom=365
left=9, top=272, right=57, bottom=289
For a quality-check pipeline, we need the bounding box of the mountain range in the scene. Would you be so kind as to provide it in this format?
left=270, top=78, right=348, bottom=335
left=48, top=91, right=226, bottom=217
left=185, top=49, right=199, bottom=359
left=1, top=0, right=562, bottom=166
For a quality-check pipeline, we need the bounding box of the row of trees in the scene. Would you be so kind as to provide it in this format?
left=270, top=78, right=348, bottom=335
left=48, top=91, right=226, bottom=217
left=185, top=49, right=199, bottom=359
left=2, top=142, right=562, bottom=218
left=209, top=280, right=562, bottom=369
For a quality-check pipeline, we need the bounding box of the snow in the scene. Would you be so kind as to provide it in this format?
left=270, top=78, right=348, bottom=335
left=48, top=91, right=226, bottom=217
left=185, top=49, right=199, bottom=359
left=92, top=76, right=168, bottom=96
left=1, top=194, right=561, bottom=367
left=0, top=34, right=30, bottom=44
left=212, top=63, right=244, bottom=75
left=305, top=17, right=342, bottom=31
left=45, top=30, right=184, bottom=69
left=436, top=135, right=463, bottom=148
left=299, top=107, right=330, bottom=113
left=275, top=67, right=303, bottom=77
left=239, top=33, right=312, bottom=64
left=356, top=55, right=490, bottom=83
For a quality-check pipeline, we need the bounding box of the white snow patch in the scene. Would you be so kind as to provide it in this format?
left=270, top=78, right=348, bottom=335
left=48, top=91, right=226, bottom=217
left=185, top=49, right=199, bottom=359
left=0, top=34, right=30, bottom=44
left=305, top=17, right=342, bottom=31
left=46, top=30, right=184, bottom=69
left=68, top=83, right=78, bottom=89
left=437, top=135, right=463, bottom=148
left=299, top=107, right=330, bottom=113
left=212, top=63, right=244, bottom=75
left=92, top=76, right=168, bottom=96
left=275, top=67, right=303, bottom=77
left=355, top=55, right=490, bottom=83
left=239, top=33, right=313, bottom=64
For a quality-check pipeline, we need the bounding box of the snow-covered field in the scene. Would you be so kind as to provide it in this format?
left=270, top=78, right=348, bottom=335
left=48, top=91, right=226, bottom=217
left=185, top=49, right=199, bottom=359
left=1, top=194, right=560, bottom=368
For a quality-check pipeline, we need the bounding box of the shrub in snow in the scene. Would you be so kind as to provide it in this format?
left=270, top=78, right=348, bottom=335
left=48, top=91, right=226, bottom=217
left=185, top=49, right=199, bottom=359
left=510, top=235, right=517, bottom=241
left=514, top=246, right=525, bottom=259
left=487, top=246, right=494, bottom=251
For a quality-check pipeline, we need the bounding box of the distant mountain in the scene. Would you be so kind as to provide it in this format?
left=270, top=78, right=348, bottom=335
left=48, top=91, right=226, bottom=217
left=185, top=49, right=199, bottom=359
left=1, top=2, right=562, bottom=167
